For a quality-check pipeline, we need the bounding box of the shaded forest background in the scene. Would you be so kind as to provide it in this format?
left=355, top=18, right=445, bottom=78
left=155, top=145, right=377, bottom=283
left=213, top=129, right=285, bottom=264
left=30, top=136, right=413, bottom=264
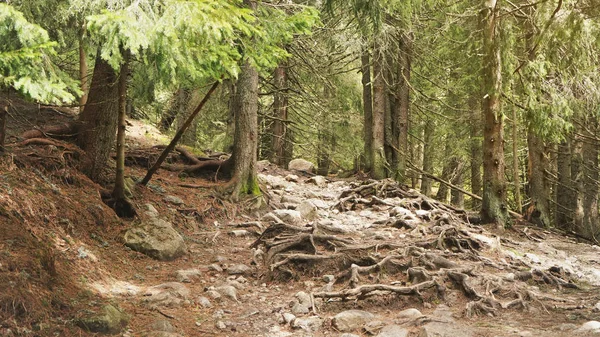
left=2, top=0, right=600, bottom=240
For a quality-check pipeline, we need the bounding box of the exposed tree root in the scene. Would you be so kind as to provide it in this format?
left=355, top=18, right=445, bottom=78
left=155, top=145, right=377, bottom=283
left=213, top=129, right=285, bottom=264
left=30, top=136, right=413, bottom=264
left=313, top=279, right=445, bottom=302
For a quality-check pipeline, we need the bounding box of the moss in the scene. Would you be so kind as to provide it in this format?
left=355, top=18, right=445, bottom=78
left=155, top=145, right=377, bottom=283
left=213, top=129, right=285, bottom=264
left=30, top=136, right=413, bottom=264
left=241, top=176, right=261, bottom=196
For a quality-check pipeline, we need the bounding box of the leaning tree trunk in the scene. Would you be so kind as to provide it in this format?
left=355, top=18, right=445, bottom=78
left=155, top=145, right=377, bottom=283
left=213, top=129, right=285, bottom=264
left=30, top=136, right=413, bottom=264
left=371, top=40, right=387, bottom=180
left=480, top=0, right=508, bottom=227
left=271, top=64, right=289, bottom=167
left=77, top=52, right=119, bottom=182
left=395, top=31, right=412, bottom=183
left=361, top=48, right=373, bottom=172
left=228, top=56, right=260, bottom=200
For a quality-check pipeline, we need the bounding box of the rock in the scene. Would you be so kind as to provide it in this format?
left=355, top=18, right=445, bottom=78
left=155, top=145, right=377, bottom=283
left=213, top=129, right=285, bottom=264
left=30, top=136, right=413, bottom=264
left=77, top=246, right=98, bottom=262
left=229, top=229, right=251, bottom=237
left=323, top=275, right=335, bottom=283
left=418, top=305, right=472, bottom=337
left=340, top=334, right=360, bottom=337
left=308, top=198, right=328, bottom=209
left=227, top=264, right=251, bottom=275
left=164, top=195, right=184, bottom=206
left=282, top=312, right=296, bottom=324
left=77, top=304, right=129, bottom=334
left=143, top=282, right=190, bottom=309
left=576, top=321, right=600, bottom=333
left=376, top=325, right=409, bottom=337
left=594, top=302, right=600, bottom=312
left=285, top=174, right=300, bottom=182
left=257, top=160, right=271, bottom=170
left=332, top=310, right=376, bottom=332
left=216, top=321, right=227, bottom=330
left=397, top=308, right=423, bottom=320
left=146, top=332, right=184, bottom=337
left=208, top=264, right=223, bottom=272
left=297, top=201, right=318, bottom=220
left=272, top=209, right=302, bottom=225
left=288, top=159, right=315, bottom=173
left=262, top=212, right=284, bottom=223
left=291, top=316, right=323, bottom=332
left=175, top=269, right=201, bottom=283
left=144, top=203, right=159, bottom=217
left=390, top=207, right=413, bottom=218
left=197, top=296, right=212, bottom=308
left=150, top=320, right=175, bottom=332
left=291, top=302, right=310, bottom=315
left=213, top=255, right=227, bottom=263
left=364, top=320, right=386, bottom=334
left=215, top=285, right=238, bottom=301
left=307, top=175, right=327, bottom=187
left=124, top=218, right=187, bottom=261
left=281, top=195, right=302, bottom=204
left=206, top=290, right=222, bottom=301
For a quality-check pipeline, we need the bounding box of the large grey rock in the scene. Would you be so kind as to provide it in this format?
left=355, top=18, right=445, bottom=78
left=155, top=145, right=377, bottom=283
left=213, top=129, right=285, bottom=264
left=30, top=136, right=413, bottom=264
left=397, top=308, right=423, bottom=320
left=77, top=304, right=129, bottom=334
left=124, top=219, right=187, bottom=261
left=297, top=201, right=318, bottom=220
left=418, top=305, right=472, bottom=337
left=143, top=282, right=190, bottom=309
left=291, top=291, right=312, bottom=315
left=332, top=310, right=376, bottom=332
left=289, top=159, right=315, bottom=173
left=377, top=325, right=409, bottom=337
left=227, top=263, right=251, bottom=275
left=273, top=209, right=302, bottom=225
left=576, top=321, right=600, bottom=333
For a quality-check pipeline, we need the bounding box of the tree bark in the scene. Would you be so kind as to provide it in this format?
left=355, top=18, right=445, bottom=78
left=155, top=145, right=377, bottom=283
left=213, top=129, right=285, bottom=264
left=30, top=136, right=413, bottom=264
left=526, top=126, right=551, bottom=227
left=581, top=119, right=599, bottom=239
left=555, top=140, right=572, bottom=230
left=228, top=53, right=260, bottom=200
left=469, top=96, right=483, bottom=209
left=512, top=106, right=522, bottom=214
left=0, top=105, right=6, bottom=154
left=451, top=158, right=465, bottom=208
left=79, top=24, right=89, bottom=111
left=270, top=64, right=288, bottom=167
left=395, top=31, right=412, bottom=183
left=77, top=51, right=119, bottom=182
left=421, top=119, right=435, bottom=196
left=112, top=53, right=130, bottom=200
left=361, top=48, right=373, bottom=172
left=480, top=0, right=508, bottom=227
left=371, top=41, right=386, bottom=180
left=571, top=133, right=584, bottom=233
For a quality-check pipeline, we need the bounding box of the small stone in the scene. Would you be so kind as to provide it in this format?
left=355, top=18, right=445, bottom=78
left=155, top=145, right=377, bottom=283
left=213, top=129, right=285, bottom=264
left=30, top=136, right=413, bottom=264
left=123, top=218, right=187, bottom=261
left=376, top=325, right=409, bottom=337
left=164, top=195, right=185, bottom=206
left=206, top=290, right=222, bottom=301
left=213, top=255, right=227, bottom=263
left=143, top=283, right=190, bottom=309
left=593, top=302, right=600, bottom=312
left=229, top=230, right=251, bottom=237
left=281, top=195, right=302, bottom=204
left=272, top=209, right=302, bottom=225
left=144, top=203, right=159, bottom=217
left=340, top=334, right=360, bottom=337
left=197, top=296, right=212, bottom=308
left=307, top=175, right=327, bottom=187
left=364, top=320, right=386, bottom=334
left=285, top=174, right=300, bottom=182
left=175, top=269, right=201, bottom=283
left=291, top=316, right=323, bottom=332
left=282, top=312, right=296, bottom=324
left=208, top=264, right=223, bottom=272
left=332, top=310, right=376, bottom=332
left=397, top=308, right=423, bottom=320
left=297, top=201, right=318, bottom=220
left=216, top=285, right=238, bottom=301
left=216, top=321, right=227, bottom=330
left=323, top=275, right=335, bottom=283
left=576, top=321, right=600, bottom=333
left=519, top=331, right=533, bottom=337
left=261, top=212, right=284, bottom=223
left=291, top=302, right=310, bottom=315
left=288, top=159, right=316, bottom=173
left=151, top=319, right=175, bottom=332
left=503, top=273, right=516, bottom=282
left=227, top=264, right=251, bottom=275
left=77, top=304, right=129, bottom=334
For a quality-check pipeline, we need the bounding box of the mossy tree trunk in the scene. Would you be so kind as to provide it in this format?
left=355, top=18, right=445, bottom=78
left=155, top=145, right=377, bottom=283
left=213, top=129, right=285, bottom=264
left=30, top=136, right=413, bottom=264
left=112, top=53, right=130, bottom=201
left=270, top=64, right=288, bottom=167
left=395, top=31, right=412, bottom=183
left=361, top=48, right=373, bottom=172
left=77, top=51, right=119, bottom=182
left=469, top=96, right=483, bottom=209
left=371, top=40, right=387, bottom=180
left=480, top=0, right=508, bottom=228
left=555, top=140, right=572, bottom=229
left=228, top=55, right=260, bottom=200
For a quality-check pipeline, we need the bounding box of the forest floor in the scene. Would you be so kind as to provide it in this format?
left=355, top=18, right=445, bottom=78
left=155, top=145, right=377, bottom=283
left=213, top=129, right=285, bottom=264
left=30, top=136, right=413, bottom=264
left=2, top=102, right=600, bottom=336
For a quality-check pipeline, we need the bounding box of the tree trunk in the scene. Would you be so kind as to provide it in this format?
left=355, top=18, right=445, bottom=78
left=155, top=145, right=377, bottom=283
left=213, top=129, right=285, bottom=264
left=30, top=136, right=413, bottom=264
left=480, top=0, right=508, bottom=227
left=0, top=105, right=6, bottom=154
left=581, top=119, right=599, bottom=239
left=421, top=118, right=435, bottom=196
left=317, top=130, right=331, bottom=176
left=395, top=31, right=412, bottom=183
left=112, top=55, right=130, bottom=200
left=512, top=106, right=522, bottom=213
left=270, top=64, right=288, bottom=167
left=228, top=55, right=260, bottom=200
left=526, top=126, right=551, bottom=227
left=371, top=41, right=386, bottom=180
left=451, top=158, right=465, bottom=208
left=79, top=24, right=89, bottom=111
left=571, top=134, right=584, bottom=233
left=469, top=97, right=483, bottom=209
left=555, top=140, right=572, bottom=230
left=435, top=144, right=454, bottom=203
left=77, top=52, right=119, bottom=182
left=361, top=48, right=373, bottom=172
